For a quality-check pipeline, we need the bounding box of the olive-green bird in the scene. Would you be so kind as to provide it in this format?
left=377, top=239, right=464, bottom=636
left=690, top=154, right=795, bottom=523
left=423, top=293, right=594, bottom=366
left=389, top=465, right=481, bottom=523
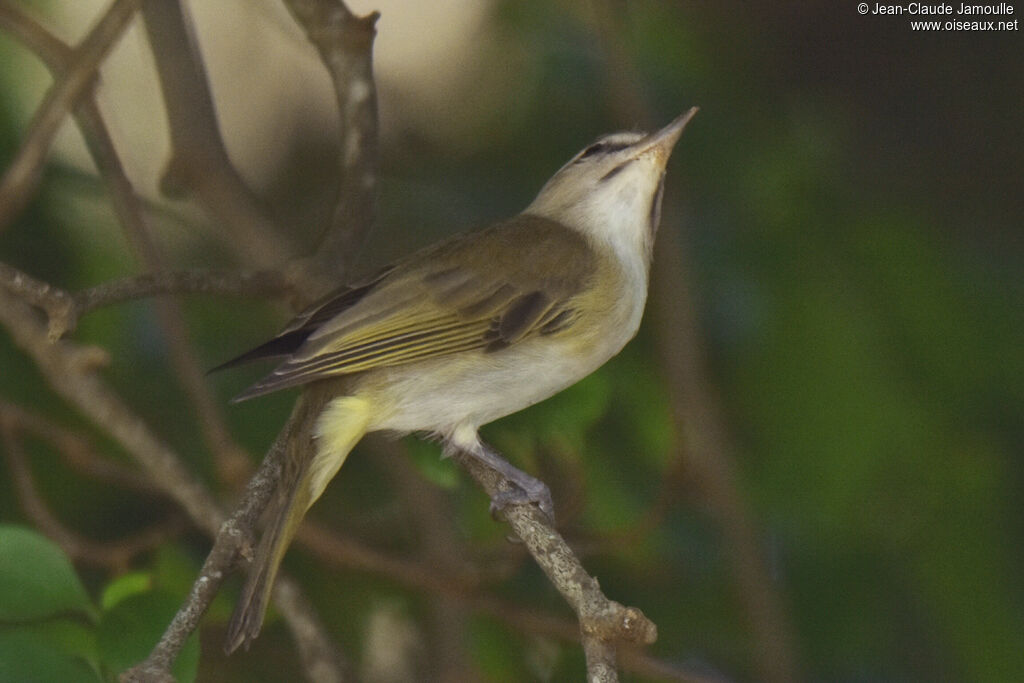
left=220, top=108, right=698, bottom=651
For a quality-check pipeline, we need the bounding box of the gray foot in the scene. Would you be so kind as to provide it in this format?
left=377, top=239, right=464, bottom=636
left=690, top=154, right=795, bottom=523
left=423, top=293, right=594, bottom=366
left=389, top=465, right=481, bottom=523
left=471, top=442, right=555, bottom=521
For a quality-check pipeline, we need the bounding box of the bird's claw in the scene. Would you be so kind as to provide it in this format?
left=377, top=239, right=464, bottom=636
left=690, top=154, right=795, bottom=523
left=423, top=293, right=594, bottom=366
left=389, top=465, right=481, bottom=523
left=488, top=477, right=555, bottom=523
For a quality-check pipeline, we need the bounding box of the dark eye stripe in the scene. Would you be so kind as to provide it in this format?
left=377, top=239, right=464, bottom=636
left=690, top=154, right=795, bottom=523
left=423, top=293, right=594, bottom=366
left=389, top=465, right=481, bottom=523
left=577, top=140, right=630, bottom=161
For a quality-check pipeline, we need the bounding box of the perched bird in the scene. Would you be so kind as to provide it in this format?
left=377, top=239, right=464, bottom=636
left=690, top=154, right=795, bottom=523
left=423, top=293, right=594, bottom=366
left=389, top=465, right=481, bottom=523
left=219, top=108, right=698, bottom=651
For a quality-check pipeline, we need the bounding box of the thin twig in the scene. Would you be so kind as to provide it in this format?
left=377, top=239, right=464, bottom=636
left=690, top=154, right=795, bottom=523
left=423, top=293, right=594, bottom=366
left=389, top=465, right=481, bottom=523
left=0, top=0, right=141, bottom=230
left=0, top=1, right=266, bottom=485
left=120, top=388, right=335, bottom=682
left=450, top=450, right=658, bottom=683
left=0, top=283, right=345, bottom=682
left=651, top=220, right=800, bottom=683
left=0, top=399, right=160, bottom=494
left=0, top=260, right=289, bottom=339
left=74, top=269, right=292, bottom=317
left=0, top=416, right=186, bottom=572
left=272, top=576, right=351, bottom=683
left=0, top=285, right=222, bottom=530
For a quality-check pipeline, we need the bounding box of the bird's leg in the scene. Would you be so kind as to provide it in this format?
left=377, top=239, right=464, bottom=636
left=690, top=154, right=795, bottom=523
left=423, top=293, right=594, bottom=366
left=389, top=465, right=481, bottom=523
left=448, top=440, right=555, bottom=521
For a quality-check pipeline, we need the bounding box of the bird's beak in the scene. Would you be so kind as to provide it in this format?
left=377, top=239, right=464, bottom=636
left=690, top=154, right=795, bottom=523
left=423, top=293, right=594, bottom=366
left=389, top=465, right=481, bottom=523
left=635, top=106, right=699, bottom=162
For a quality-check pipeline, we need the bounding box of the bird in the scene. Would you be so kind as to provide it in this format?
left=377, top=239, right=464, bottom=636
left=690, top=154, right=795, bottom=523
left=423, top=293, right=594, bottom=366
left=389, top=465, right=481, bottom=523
left=218, top=107, right=698, bottom=652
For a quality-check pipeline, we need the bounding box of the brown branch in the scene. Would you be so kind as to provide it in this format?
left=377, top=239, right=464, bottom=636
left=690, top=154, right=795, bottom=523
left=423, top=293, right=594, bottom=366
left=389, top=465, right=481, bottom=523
left=0, top=261, right=289, bottom=339
left=0, top=283, right=343, bottom=682
left=0, top=285, right=222, bottom=529
left=68, top=15, right=253, bottom=491
left=299, top=517, right=712, bottom=681
left=450, top=451, right=657, bottom=682
left=0, top=0, right=140, bottom=231
left=0, top=416, right=187, bottom=571
left=0, top=400, right=160, bottom=494
left=119, top=388, right=340, bottom=683
left=0, top=259, right=278, bottom=485
left=282, top=0, right=380, bottom=277
left=1, top=4, right=342, bottom=664
left=0, top=4, right=698, bottom=681
left=651, top=222, right=800, bottom=683
left=0, top=1, right=259, bottom=486
left=271, top=576, right=351, bottom=683
left=139, top=0, right=300, bottom=278
left=126, top=2, right=379, bottom=675
left=0, top=378, right=693, bottom=681
left=73, top=269, right=292, bottom=320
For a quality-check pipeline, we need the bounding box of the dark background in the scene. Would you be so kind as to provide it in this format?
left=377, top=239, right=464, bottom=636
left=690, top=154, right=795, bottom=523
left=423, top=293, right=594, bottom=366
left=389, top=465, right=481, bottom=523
left=1, top=1, right=1021, bottom=681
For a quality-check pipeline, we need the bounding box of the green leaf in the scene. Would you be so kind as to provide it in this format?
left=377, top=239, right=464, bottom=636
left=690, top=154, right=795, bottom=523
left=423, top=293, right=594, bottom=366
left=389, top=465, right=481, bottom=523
left=100, top=572, right=153, bottom=612
left=0, top=625, right=101, bottom=683
left=97, top=591, right=199, bottom=683
left=0, top=525, right=95, bottom=622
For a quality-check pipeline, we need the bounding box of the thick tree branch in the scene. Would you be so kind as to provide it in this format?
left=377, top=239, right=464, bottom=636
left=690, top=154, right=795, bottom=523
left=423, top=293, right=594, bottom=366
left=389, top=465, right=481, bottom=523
left=0, top=0, right=262, bottom=485
left=139, top=0, right=299, bottom=276
left=282, top=0, right=380, bottom=277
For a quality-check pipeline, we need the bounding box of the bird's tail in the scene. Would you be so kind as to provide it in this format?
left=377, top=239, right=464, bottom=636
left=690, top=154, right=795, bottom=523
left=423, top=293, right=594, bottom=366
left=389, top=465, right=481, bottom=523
left=225, top=396, right=372, bottom=653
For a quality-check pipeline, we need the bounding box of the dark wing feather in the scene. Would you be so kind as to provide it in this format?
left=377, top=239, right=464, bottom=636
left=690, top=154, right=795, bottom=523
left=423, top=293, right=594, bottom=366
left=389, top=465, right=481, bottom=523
left=208, top=267, right=394, bottom=372
left=229, top=216, right=597, bottom=401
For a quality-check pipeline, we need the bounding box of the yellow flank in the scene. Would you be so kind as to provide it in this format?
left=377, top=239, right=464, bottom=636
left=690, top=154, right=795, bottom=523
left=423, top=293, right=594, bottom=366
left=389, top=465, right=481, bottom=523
left=308, top=396, right=373, bottom=506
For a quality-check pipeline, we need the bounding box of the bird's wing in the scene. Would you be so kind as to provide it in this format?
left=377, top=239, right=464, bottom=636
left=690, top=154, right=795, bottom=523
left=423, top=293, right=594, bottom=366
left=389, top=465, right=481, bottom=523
left=231, top=215, right=598, bottom=401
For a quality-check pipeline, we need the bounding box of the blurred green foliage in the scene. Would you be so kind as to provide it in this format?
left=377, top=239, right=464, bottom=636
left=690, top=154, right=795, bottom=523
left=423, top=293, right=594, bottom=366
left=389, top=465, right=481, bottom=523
left=0, top=526, right=199, bottom=682
left=0, top=1, right=1021, bottom=681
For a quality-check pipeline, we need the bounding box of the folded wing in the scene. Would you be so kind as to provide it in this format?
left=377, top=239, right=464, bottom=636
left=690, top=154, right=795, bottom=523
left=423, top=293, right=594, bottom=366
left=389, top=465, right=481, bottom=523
left=228, top=215, right=596, bottom=401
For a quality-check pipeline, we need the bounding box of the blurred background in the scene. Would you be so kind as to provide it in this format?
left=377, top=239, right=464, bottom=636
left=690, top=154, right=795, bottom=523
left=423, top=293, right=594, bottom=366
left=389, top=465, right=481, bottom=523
left=0, top=1, right=1021, bottom=681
